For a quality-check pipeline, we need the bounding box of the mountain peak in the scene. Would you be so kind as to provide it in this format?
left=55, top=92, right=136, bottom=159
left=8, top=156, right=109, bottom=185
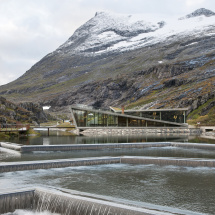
left=95, top=11, right=108, bottom=17
left=179, top=8, right=215, bottom=20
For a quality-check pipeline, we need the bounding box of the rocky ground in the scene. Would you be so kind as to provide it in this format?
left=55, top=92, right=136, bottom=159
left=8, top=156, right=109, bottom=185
left=0, top=96, right=48, bottom=125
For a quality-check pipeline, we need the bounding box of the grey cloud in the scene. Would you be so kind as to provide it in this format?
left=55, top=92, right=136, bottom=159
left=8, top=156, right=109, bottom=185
left=0, top=0, right=215, bottom=86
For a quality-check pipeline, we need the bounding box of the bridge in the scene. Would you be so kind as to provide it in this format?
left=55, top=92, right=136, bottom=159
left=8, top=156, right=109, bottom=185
left=0, top=123, right=75, bottom=136
left=0, top=123, right=30, bottom=135
left=31, top=126, right=75, bottom=136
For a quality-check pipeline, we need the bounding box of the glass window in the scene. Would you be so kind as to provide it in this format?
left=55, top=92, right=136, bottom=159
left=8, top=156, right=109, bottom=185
left=118, top=116, right=127, bottom=127
left=161, top=111, right=184, bottom=123
left=128, top=118, right=138, bottom=127
left=86, top=112, right=95, bottom=127
left=107, top=115, right=117, bottom=127
left=147, top=120, right=165, bottom=127
left=73, top=110, right=87, bottom=127
left=98, top=113, right=104, bottom=126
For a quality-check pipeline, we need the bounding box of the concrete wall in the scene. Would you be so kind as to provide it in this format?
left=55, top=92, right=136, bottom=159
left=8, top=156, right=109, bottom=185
left=0, top=188, right=174, bottom=215
left=0, top=157, right=120, bottom=173
left=121, top=156, right=215, bottom=167
left=20, top=142, right=172, bottom=152
left=0, top=190, right=34, bottom=214
left=81, top=128, right=201, bottom=135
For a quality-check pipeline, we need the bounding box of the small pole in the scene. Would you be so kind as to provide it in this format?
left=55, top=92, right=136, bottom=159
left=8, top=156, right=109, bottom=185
left=48, top=128, right=49, bottom=136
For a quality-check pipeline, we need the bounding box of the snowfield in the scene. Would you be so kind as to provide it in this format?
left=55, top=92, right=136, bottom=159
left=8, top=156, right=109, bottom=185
left=56, top=9, right=215, bottom=56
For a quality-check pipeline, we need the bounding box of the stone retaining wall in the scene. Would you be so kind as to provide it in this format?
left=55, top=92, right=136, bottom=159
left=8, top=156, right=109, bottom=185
left=81, top=128, right=201, bottom=135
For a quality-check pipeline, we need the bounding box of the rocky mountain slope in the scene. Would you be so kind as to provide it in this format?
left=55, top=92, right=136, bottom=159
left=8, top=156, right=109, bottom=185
left=0, top=8, right=215, bottom=120
left=0, top=96, right=48, bottom=125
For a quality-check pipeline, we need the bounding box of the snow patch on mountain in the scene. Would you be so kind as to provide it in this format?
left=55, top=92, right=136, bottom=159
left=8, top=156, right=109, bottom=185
left=56, top=9, right=215, bottom=57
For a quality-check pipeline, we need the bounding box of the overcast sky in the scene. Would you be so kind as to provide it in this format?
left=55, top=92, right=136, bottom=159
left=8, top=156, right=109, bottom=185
left=0, top=0, right=215, bottom=86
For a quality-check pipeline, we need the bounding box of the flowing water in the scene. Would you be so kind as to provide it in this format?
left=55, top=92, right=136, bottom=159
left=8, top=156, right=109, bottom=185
left=1, top=130, right=215, bottom=215
left=1, top=146, right=215, bottom=162
left=4, top=209, right=60, bottom=215
left=1, top=164, right=215, bottom=214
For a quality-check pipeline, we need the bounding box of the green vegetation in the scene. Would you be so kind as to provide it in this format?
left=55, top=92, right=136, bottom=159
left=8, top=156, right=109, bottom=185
left=27, top=128, right=41, bottom=136
left=57, top=122, right=75, bottom=131
left=0, top=131, right=19, bottom=140
left=187, top=98, right=215, bottom=126
left=0, top=133, right=10, bottom=140
left=56, top=122, right=74, bottom=128
left=40, top=121, right=59, bottom=126
left=126, top=98, right=155, bottom=110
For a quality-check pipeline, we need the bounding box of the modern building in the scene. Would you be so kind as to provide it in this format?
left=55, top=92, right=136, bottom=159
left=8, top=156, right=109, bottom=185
left=110, top=107, right=188, bottom=124
left=70, top=105, right=188, bottom=130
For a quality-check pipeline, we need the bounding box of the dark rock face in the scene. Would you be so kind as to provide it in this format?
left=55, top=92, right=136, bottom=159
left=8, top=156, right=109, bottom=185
left=19, top=102, right=48, bottom=123
left=0, top=96, right=48, bottom=124
left=180, top=8, right=215, bottom=20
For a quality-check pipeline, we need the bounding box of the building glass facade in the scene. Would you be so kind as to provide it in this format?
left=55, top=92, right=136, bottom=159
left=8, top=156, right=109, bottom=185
left=71, top=106, right=185, bottom=128
left=118, top=110, right=186, bottom=124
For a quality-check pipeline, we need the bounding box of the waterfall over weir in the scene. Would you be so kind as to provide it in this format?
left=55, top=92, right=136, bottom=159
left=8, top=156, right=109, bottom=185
left=0, top=188, right=177, bottom=215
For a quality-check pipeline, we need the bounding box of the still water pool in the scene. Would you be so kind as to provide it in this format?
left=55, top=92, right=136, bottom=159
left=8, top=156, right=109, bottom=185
left=2, top=129, right=215, bottom=146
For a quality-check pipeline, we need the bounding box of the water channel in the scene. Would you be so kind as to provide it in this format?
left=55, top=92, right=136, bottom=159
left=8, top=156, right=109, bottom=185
left=1, top=130, right=215, bottom=215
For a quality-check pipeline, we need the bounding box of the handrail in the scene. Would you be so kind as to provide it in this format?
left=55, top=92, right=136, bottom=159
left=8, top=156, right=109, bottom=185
left=0, top=123, right=30, bottom=132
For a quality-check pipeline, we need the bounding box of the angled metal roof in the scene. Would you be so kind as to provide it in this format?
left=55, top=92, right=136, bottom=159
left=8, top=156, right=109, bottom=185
left=110, top=107, right=189, bottom=113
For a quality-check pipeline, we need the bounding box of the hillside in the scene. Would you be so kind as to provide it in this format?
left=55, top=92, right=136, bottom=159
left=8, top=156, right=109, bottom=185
left=0, top=96, right=48, bottom=125
left=0, top=8, right=215, bottom=121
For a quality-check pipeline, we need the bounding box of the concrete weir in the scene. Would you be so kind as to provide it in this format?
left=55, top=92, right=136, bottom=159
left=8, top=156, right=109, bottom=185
left=3, top=141, right=215, bottom=152
left=2, top=156, right=215, bottom=173
left=0, top=157, right=121, bottom=173
left=0, top=188, right=185, bottom=215
left=19, top=142, right=172, bottom=152
left=0, top=142, right=21, bottom=151
left=121, top=156, right=215, bottom=167
left=0, top=189, right=34, bottom=214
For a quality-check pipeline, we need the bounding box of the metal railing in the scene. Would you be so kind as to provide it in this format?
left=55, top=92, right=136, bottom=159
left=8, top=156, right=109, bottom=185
left=0, top=122, right=30, bottom=132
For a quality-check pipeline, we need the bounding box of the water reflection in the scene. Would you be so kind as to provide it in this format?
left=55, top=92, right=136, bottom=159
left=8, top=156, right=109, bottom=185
left=4, top=130, right=193, bottom=146
left=43, top=138, right=50, bottom=145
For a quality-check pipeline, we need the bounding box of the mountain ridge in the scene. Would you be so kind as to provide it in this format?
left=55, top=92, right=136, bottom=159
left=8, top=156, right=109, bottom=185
left=0, top=8, right=215, bottom=121
left=179, top=8, right=215, bottom=20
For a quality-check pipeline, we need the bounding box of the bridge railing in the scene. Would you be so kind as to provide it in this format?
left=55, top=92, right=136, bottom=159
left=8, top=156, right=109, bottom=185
left=0, top=122, right=30, bottom=132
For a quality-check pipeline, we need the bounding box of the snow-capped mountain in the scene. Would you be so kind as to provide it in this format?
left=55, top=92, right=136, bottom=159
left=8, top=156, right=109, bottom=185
left=55, top=8, right=215, bottom=56
left=1, top=8, right=215, bottom=117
